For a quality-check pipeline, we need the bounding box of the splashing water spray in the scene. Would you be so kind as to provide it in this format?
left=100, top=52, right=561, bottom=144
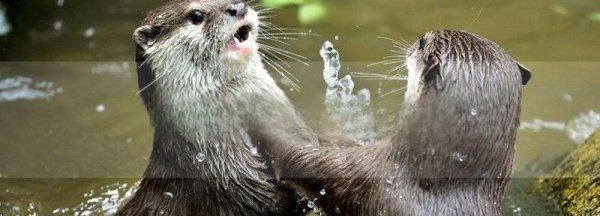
left=319, top=41, right=377, bottom=145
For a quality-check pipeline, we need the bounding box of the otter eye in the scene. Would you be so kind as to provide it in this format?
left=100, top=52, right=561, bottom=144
left=190, top=10, right=204, bottom=25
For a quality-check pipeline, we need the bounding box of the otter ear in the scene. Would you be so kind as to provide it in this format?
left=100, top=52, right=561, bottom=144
left=133, top=25, right=160, bottom=52
left=423, top=60, right=443, bottom=90
left=517, top=62, right=531, bottom=86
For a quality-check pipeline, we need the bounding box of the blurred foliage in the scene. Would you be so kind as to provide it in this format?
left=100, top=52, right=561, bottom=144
left=261, top=0, right=327, bottom=24
left=587, top=12, right=600, bottom=21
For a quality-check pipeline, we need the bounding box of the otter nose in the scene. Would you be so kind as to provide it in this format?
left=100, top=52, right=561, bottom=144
left=226, top=2, right=247, bottom=18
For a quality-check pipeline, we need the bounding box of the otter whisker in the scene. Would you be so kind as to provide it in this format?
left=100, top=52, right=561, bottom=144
left=258, top=36, right=298, bottom=41
left=259, top=52, right=300, bottom=90
left=465, top=8, right=483, bottom=31
left=136, top=70, right=169, bottom=95
left=389, top=49, right=407, bottom=55
left=383, top=65, right=407, bottom=75
left=258, top=38, right=291, bottom=46
left=381, top=86, right=407, bottom=98
left=260, top=48, right=292, bottom=68
left=260, top=52, right=299, bottom=83
left=367, top=58, right=403, bottom=67
left=258, top=32, right=312, bottom=36
left=377, top=36, right=409, bottom=47
left=260, top=44, right=309, bottom=66
left=352, top=72, right=408, bottom=81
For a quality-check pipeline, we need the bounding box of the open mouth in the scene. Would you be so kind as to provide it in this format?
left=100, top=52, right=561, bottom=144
left=234, top=25, right=252, bottom=43
left=227, top=23, right=256, bottom=55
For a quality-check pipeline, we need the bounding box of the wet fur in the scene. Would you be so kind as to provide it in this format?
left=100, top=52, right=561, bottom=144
left=259, top=30, right=531, bottom=215
left=118, top=0, right=317, bottom=215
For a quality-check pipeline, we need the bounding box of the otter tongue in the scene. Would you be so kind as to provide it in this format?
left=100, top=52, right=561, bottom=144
left=228, top=37, right=243, bottom=51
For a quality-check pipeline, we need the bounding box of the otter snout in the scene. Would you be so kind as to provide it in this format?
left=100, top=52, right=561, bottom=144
left=226, top=1, right=248, bottom=18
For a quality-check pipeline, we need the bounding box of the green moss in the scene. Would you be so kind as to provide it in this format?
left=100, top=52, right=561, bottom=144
left=540, top=130, right=600, bottom=215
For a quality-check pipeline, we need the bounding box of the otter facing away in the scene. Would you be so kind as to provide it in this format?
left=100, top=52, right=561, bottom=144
left=117, top=0, right=319, bottom=215
left=258, top=30, right=532, bottom=215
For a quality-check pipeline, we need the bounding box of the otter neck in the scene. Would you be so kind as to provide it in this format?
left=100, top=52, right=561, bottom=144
left=393, top=85, right=520, bottom=180
left=144, top=53, right=268, bottom=179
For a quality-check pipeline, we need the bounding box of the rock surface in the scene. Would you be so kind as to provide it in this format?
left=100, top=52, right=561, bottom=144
left=540, top=130, right=600, bottom=215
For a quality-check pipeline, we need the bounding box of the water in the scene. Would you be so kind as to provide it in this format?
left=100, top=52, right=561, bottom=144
left=321, top=41, right=377, bottom=144
left=0, top=0, right=598, bottom=214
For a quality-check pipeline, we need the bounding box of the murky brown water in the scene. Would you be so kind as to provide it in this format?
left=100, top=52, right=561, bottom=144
left=0, top=0, right=598, bottom=215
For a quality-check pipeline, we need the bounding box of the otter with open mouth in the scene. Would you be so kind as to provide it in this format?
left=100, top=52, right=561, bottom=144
left=258, top=30, right=532, bottom=215
left=117, top=0, right=318, bottom=215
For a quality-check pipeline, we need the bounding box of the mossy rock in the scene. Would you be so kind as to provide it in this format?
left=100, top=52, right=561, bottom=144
left=540, top=130, right=600, bottom=215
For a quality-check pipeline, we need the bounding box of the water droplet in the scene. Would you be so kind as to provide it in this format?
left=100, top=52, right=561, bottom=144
left=56, top=0, right=65, bottom=7
left=470, top=107, right=478, bottom=116
left=452, top=151, right=467, bottom=162
left=96, top=104, right=106, bottom=112
left=307, top=200, right=315, bottom=209
left=357, top=89, right=370, bottom=103
left=319, top=189, right=326, bottom=195
left=84, top=27, right=95, bottom=38
left=195, top=152, right=206, bottom=163
left=334, top=36, right=340, bottom=40
left=323, top=41, right=334, bottom=51
left=163, top=192, right=173, bottom=198
left=159, top=210, right=165, bottom=215
left=335, top=207, right=341, bottom=214
left=562, top=93, right=573, bottom=102
left=386, top=175, right=396, bottom=184
left=512, top=207, right=522, bottom=213
left=54, top=20, right=63, bottom=31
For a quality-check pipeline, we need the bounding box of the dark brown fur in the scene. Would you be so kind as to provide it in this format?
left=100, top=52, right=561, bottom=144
left=258, top=30, right=532, bottom=215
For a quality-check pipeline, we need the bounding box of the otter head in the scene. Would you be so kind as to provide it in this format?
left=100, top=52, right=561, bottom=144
left=133, top=0, right=260, bottom=93
left=401, top=30, right=532, bottom=180
left=404, top=30, right=531, bottom=106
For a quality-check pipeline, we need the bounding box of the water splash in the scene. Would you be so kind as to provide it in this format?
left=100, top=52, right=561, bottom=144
left=451, top=151, right=468, bottom=163
left=520, top=110, right=600, bottom=144
left=307, top=198, right=317, bottom=209
left=320, top=41, right=377, bottom=145
left=68, top=182, right=140, bottom=216
left=195, top=152, right=206, bottom=163
left=0, top=76, right=63, bottom=103
left=566, top=110, right=600, bottom=143
left=320, top=41, right=340, bottom=89
left=0, top=2, right=10, bottom=36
